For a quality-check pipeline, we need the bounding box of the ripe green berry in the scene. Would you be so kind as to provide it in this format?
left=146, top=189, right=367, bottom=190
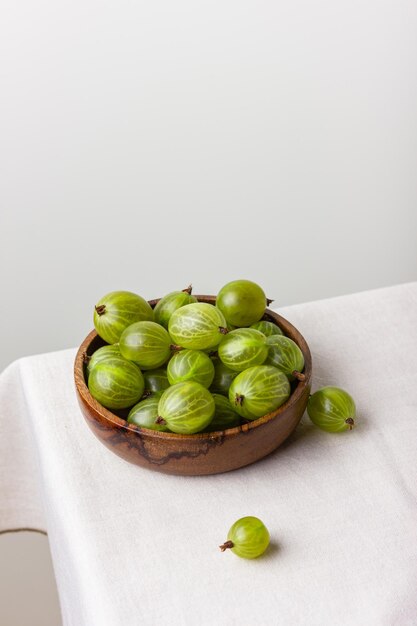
left=250, top=320, right=283, bottom=337
left=220, top=516, right=270, bottom=559
left=218, top=328, right=268, bottom=372
left=85, top=344, right=122, bottom=377
left=205, top=394, right=241, bottom=431
left=265, top=335, right=305, bottom=382
left=142, top=369, right=170, bottom=397
left=88, top=356, right=145, bottom=409
left=307, top=387, right=356, bottom=432
left=128, top=396, right=170, bottom=431
left=167, top=349, right=215, bottom=388
left=93, top=291, right=154, bottom=344
left=156, top=381, right=215, bottom=434
left=216, top=280, right=268, bottom=327
left=209, top=358, right=239, bottom=396
left=169, top=303, right=228, bottom=350
left=153, top=286, right=197, bottom=328
left=119, top=321, right=173, bottom=369
left=229, top=365, right=290, bottom=420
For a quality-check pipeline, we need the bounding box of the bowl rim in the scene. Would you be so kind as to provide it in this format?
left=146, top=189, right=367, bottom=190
left=74, top=295, right=312, bottom=441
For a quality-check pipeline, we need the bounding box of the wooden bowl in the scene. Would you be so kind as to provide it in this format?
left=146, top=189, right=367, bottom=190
left=74, top=296, right=312, bottom=476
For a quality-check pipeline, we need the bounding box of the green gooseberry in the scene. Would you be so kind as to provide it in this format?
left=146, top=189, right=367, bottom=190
left=169, top=302, right=228, bottom=350
left=93, top=291, right=154, bottom=344
left=265, top=335, right=305, bottom=382
left=216, top=279, right=269, bottom=327
left=167, top=349, right=215, bottom=388
left=218, top=328, right=268, bottom=372
left=142, top=368, right=170, bottom=397
left=119, top=321, right=173, bottom=369
left=250, top=320, right=283, bottom=337
left=84, top=344, right=122, bottom=377
left=229, top=365, right=290, bottom=420
left=307, top=387, right=356, bottom=432
left=153, top=286, right=197, bottom=329
left=220, top=516, right=270, bottom=559
left=156, top=381, right=215, bottom=434
left=128, top=396, right=170, bottom=431
left=205, top=394, right=241, bottom=431
left=88, top=356, right=144, bottom=409
left=209, top=358, right=239, bottom=396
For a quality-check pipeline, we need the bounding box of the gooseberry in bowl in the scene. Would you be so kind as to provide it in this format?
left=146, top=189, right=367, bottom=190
left=127, top=396, right=170, bottom=432
left=218, top=328, right=268, bottom=372
left=167, top=349, right=215, bottom=388
left=216, top=279, right=270, bottom=327
left=209, top=359, right=239, bottom=396
left=87, top=355, right=145, bottom=410
left=153, top=286, right=197, bottom=329
left=142, top=369, right=170, bottom=397
left=74, top=294, right=312, bottom=475
left=93, top=290, right=154, bottom=344
left=265, top=335, right=306, bottom=382
left=168, top=302, right=228, bottom=350
left=205, top=394, right=241, bottom=431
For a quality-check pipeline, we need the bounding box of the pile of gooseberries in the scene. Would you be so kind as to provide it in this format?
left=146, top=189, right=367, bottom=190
left=85, top=279, right=356, bottom=436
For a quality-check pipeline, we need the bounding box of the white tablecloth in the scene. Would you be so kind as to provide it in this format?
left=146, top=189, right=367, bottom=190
left=1, top=283, right=417, bottom=626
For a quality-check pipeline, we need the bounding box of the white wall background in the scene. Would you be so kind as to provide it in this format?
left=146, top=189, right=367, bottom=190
left=1, top=1, right=416, bottom=624
left=1, top=0, right=417, bottom=373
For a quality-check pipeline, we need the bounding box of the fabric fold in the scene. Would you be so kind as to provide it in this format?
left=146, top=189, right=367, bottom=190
left=0, top=360, right=46, bottom=533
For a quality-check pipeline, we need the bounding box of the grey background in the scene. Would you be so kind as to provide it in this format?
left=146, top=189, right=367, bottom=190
left=1, top=0, right=416, bottom=624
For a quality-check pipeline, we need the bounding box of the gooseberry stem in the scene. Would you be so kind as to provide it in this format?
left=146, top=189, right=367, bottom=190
left=235, top=394, right=244, bottom=406
left=266, top=298, right=274, bottom=306
left=95, top=304, right=106, bottom=316
left=292, top=370, right=306, bottom=382
left=182, top=284, right=193, bottom=295
left=219, top=327, right=229, bottom=335
left=219, top=540, right=234, bottom=552
left=345, top=418, right=355, bottom=430
left=170, top=344, right=183, bottom=352
left=82, top=352, right=91, bottom=365
left=155, top=416, right=167, bottom=425
left=141, top=390, right=152, bottom=399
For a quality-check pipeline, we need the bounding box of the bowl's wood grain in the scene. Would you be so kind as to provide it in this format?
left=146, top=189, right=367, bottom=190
left=74, top=296, right=312, bottom=475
